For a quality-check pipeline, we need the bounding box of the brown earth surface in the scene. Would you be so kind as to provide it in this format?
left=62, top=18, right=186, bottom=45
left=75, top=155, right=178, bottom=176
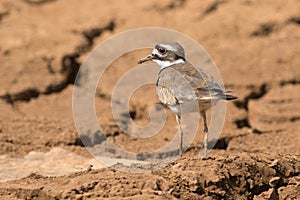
left=0, top=0, right=299, bottom=199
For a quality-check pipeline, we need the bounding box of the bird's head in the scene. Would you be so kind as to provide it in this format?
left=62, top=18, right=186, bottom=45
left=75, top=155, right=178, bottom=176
left=138, top=42, right=186, bottom=68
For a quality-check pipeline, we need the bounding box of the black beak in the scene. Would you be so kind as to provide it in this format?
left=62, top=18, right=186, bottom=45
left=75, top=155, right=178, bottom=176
left=137, top=55, right=155, bottom=64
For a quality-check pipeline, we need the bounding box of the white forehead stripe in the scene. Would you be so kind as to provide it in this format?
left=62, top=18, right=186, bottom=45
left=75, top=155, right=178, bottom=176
left=152, top=48, right=159, bottom=55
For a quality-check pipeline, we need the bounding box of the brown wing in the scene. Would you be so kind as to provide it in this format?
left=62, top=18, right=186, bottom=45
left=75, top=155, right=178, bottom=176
left=156, top=62, right=227, bottom=105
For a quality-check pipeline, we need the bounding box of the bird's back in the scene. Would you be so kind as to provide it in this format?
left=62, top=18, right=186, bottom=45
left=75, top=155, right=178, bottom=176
left=156, top=62, right=235, bottom=111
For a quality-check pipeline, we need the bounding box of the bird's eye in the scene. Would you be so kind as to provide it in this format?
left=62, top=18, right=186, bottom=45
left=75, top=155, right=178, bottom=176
left=158, top=47, right=166, bottom=54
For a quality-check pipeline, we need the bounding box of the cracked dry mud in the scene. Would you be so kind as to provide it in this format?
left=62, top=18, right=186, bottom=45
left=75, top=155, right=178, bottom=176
left=0, top=0, right=299, bottom=199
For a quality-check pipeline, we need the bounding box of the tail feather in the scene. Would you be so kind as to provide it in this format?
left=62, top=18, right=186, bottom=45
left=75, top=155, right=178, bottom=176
left=224, top=94, right=238, bottom=100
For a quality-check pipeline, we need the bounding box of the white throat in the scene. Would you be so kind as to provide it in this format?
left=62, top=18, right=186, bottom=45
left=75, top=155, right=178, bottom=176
left=153, top=58, right=185, bottom=69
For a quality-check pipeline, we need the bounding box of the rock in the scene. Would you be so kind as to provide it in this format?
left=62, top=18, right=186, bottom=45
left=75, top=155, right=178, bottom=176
left=0, top=147, right=104, bottom=182
left=269, top=177, right=281, bottom=188
left=269, top=159, right=279, bottom=168
left=278, top=181, right=300, bottom=200
left=254, top=188, right=278, bottom=200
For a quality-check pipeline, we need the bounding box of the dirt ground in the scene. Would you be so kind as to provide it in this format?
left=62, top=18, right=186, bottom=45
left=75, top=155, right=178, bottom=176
left=0, top=0, right=299, bottom=199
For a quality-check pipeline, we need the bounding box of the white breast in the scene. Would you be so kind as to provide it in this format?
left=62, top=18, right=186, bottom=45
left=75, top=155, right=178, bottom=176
left=167, top=104, right=181, bottom=115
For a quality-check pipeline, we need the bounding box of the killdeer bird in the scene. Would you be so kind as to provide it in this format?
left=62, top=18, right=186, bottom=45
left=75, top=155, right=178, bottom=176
left=138, top=42, right=237, bottom=157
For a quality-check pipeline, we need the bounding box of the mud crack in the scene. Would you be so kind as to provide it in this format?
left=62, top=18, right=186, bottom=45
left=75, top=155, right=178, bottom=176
left=165, top=0, right=186, bottom=10
left=279, top=78, right=300, bottom=86
left=251, top=22, right=278, bottom=37
left=154, top=0, right=186, bottom=11
left=0, top=88, right=40, bottom=104
left=231, top=83, right=269, bottom=129
left=0, top=20, right=115, bottom=104
left=234, top=83, right=269, bottom=111
left=23, top=0, right=56, bottom=5
left=76, top=21, right=115, bottom=55
left=287, top=15, right=300, bottom=25
left=251, top=15, right=300, bottom=37
left=202, top=0, right=226, bottom=16
left=0, top=11, right=9, bottom=22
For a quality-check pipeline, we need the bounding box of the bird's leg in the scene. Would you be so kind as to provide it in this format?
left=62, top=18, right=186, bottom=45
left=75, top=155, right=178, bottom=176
left=201, top=111, right=208, bottom=158
left=176, top=114, right=183, bottom=156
